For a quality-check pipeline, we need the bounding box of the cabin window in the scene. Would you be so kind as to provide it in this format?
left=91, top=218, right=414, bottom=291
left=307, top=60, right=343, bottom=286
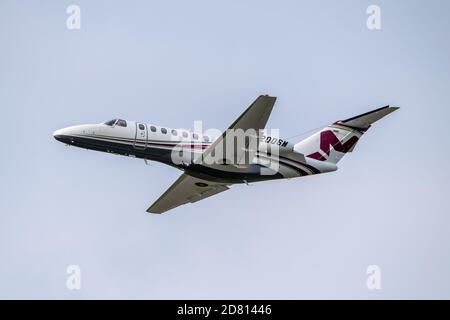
left=104, top=119, right=117, bottom=126
left=138, top=124, right=145, bottom=130
left=161, top=128, right=167, bottom=134
left=116, top=119, right=127, bottom=127
left=171, top=129, right=178, bottom=136
left=182, top=131, right=188, bottom=138
left=204, top=136, right=210, bottom=142
left=150, top=126, right=156, bottom=132
left=192, top=133, right=198, bottom=140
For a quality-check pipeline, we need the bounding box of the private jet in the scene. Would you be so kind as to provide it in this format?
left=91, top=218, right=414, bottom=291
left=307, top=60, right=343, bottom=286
left=54, top=95, right=398, bottom=213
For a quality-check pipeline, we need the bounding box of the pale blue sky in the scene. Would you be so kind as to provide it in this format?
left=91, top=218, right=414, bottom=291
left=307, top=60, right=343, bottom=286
left=1, top=0, right=450, bottom=298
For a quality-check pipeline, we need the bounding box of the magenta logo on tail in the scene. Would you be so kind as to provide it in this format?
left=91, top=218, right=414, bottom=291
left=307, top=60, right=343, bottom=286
left=307, top=130, right=359, bottom=161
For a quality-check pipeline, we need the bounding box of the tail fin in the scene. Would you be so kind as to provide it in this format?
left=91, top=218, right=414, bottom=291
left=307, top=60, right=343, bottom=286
left=294, top=106, right=399, bottom=164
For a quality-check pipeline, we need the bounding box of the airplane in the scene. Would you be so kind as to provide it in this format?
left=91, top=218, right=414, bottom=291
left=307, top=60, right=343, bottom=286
left=53, top=95, right=398, bottom=214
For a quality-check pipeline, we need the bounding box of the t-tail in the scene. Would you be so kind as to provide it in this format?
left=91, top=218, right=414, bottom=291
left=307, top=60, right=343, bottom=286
left=294, top=105, right=399, bottom=164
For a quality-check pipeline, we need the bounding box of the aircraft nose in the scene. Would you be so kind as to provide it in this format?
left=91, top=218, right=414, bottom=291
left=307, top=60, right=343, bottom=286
left=54, top=124, right=97, bottom=144
left=53, top=128, right=63, bottom=137
left=53, top=128, right=73, bottom=144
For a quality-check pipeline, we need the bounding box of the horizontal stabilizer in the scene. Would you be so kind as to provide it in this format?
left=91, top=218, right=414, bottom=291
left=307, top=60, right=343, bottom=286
left=339, top=105, right=399, bottom=129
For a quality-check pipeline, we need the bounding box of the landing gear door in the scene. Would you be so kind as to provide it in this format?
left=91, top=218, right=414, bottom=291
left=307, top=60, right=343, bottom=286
left=134, top=123, right=148, bottom=149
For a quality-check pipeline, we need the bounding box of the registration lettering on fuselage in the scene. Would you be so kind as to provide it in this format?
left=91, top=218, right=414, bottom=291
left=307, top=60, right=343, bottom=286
left=260, top=135, right=288, bottom=147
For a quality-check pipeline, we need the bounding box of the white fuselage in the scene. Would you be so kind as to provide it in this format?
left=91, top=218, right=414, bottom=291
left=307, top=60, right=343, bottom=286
left=53, top=119, right=337, bottom=184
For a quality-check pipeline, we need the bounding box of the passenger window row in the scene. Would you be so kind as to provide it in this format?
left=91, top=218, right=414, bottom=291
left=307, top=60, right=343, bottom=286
left=149, top=125, right=210, bottom=142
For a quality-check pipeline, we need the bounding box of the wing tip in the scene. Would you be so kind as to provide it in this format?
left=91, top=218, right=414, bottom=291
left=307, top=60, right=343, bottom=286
left=146, top=207, right=163, bottom=214
left=388, top=105, right=400, bottom=111
left=258, top=94, right=277, bottom=100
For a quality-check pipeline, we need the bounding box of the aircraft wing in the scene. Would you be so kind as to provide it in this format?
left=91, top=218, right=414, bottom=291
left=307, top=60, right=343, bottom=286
left=147, top=173, right=229, bottom=214
left=197, top=95, right=277, bottom=167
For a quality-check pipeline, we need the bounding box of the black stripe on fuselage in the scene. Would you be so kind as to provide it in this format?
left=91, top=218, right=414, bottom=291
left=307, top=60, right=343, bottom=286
left=56, top=134, right=319, bottom=182
left=83, top=133, right=210, bottom=148
left=277, top=155, right=321, bottom=175
left=55, top=134, right=175, bottom=162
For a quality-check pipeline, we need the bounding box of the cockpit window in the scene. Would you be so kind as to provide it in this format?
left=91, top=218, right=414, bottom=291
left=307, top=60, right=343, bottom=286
left=104, top=119, right=117, bottom=126
left=116, top=119, right=127, bottom=127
